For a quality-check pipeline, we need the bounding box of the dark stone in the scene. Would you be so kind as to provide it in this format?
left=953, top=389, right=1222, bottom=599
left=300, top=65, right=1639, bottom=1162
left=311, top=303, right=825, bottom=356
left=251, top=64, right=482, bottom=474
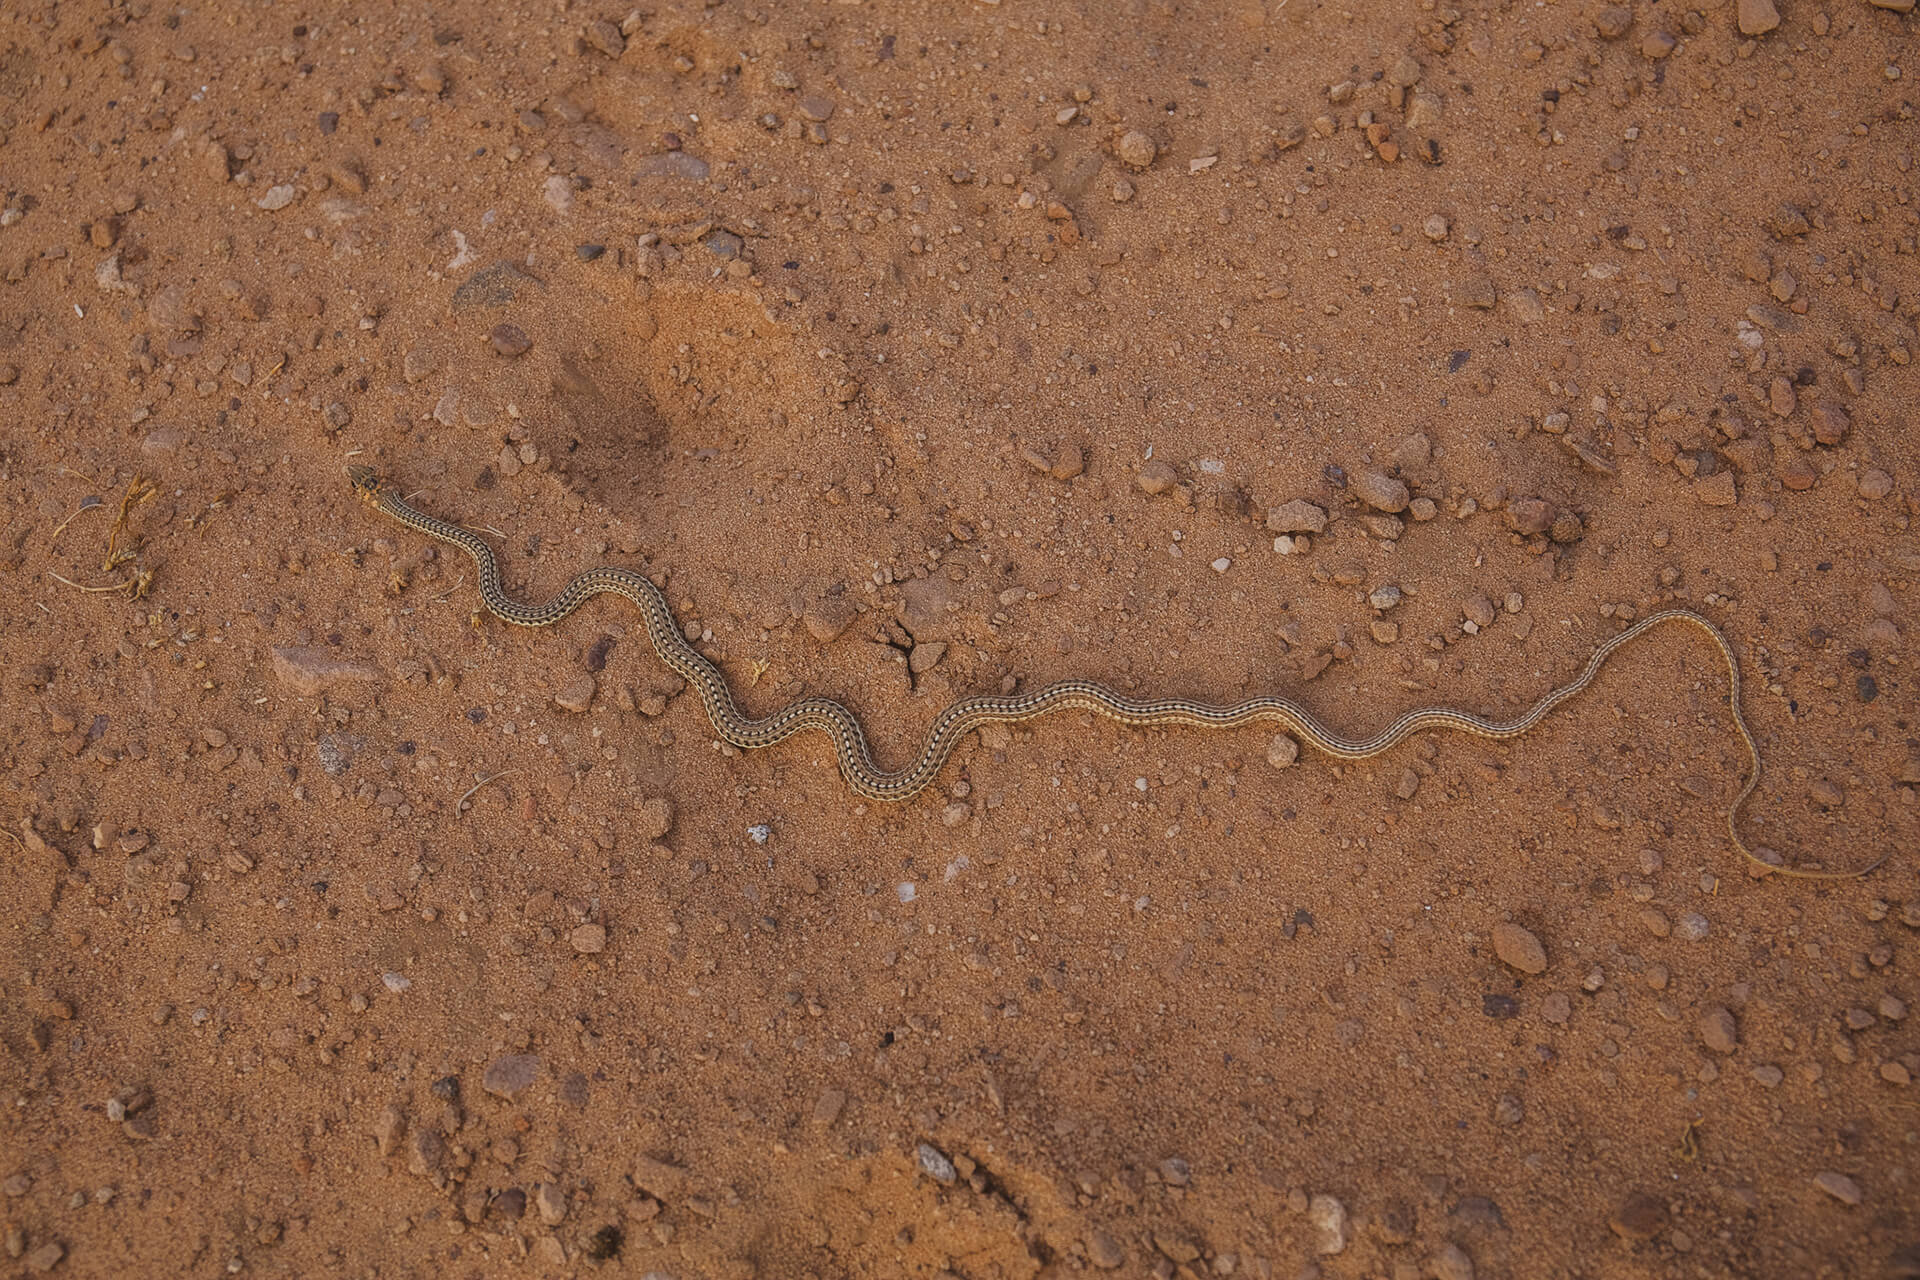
left=318, top=111, right=339, bottom=135
left=576, top=243, right=606, bottom=261
left=1857, top=674, right=1878, bottom=703
left=584, top=1225, right=623, bottom=1260
left=488, top=323, right=532, bottom=357
left=452, top=260, right=546, bottom=311
left=482, top=1053, right=540, bottom=1100
left=1481, top=993, right=1520, bottom=1019
left=1450, top=1195, right=1508, bottom=1231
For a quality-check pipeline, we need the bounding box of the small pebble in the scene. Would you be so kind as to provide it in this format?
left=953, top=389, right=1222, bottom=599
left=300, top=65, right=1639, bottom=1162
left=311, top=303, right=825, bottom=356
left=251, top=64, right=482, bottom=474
left=1737, top=0, right=1781, bottom=35
left=1698, top=1005, right=1739, bottom=1054
left=1266, top=499, right=1328, bottom=534
left=489, top=323, right=532, bottom=357
left=1812, top=1171, right=1862, bottom=1206
left=553, top=675, right=595, bottom=712
left=482, top=1053, right=542, bottom=1100
left=569, top=923, right=607, bottom=954
left=1608, top=1192, right=1667, bottom=1240
left=916, top=1142, right=958, bottom=1185
left=1136, top=460, right=1178, bottom=495
left=1307, top=1194, right=1348, bottom=1255
left=1354, top=470, right=1410, bottom=513
left=1491, top=922, right=1548, bottom=975
left=1117, top=130, right=1157, bottom=168
left=1087, top=1229, right=1126, bottom=1269
left=1267, top=735, right=1299, bottom=769
left=1430, top=1243, right=1474, bottom=1280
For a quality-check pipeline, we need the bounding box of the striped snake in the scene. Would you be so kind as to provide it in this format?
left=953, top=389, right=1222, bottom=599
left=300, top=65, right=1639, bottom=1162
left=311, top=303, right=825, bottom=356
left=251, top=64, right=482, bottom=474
left=349, top=466, right=1881, bottom=880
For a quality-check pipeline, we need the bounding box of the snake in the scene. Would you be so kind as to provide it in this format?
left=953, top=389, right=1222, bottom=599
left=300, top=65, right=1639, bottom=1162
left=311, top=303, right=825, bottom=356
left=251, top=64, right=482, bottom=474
left=349, top=465, right=1882, bottom=881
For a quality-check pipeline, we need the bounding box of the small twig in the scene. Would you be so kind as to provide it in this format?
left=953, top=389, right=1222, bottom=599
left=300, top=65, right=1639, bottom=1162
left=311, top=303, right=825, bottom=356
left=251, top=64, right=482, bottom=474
left=48, top=571, right=133, bottom=593
left=430, top=573, right=467, bottom=604
left=456, top=769, right=519, bottom=816
left=50, top=496, right=104, bottom=539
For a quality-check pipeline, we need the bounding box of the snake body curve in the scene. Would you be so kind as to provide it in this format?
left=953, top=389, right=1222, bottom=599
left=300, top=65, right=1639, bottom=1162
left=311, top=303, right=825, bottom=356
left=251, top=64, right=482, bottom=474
left=349, top=466, right=1879, bottom=880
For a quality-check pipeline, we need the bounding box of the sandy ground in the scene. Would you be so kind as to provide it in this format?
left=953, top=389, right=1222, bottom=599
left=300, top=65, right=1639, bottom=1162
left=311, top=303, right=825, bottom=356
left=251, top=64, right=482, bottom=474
left=3, top=0, right=1919, bottom=1276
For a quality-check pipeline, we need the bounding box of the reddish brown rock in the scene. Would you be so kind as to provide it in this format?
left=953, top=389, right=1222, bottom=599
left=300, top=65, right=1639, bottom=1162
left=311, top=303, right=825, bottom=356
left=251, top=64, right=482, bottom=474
left=1810, top=401, right=1850, bottom=446
left=1506, top=496, right=1556, bottom=536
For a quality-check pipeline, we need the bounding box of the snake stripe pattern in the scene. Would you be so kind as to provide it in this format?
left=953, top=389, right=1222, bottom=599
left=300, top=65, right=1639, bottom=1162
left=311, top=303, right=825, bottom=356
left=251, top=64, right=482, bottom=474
left=349, top=466, right=1880, bottom=880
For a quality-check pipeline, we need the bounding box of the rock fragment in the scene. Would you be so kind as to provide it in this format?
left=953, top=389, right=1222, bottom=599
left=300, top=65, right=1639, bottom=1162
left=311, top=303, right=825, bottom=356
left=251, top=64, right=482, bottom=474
left=1266, top=499, right=1328, bottom=534
left=1491, top=922, right=1548, bottom=975
left=271, top=647, right=379, bottom=697
left=1812, top=1171, right=1862, bottom=1206
left=1697, top=1005, right=1739, bottom=1054
left=482, top=1054, right=542, bottom=1100
left=1354, top=471, right=1410, bottom=513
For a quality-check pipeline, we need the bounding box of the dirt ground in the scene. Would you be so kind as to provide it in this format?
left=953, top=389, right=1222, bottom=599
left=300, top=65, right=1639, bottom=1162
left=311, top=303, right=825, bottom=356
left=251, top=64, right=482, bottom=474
left=3, top=0, right=1919, bottom=1276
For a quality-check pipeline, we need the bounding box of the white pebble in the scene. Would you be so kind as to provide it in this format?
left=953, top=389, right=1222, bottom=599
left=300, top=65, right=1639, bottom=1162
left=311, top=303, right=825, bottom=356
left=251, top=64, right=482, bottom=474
left=747, top=823, right=771, bottom=844
left=381, top=972, right=412, bottom=994
left=1211, top=557, right=1232, bottom=574
left=895, top=882, right=917, bottom=903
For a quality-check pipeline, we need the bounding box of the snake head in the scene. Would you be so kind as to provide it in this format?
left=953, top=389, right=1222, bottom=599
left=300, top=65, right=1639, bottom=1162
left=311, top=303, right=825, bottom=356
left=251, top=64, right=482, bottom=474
left=345, top=465, right=386, bottom=504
